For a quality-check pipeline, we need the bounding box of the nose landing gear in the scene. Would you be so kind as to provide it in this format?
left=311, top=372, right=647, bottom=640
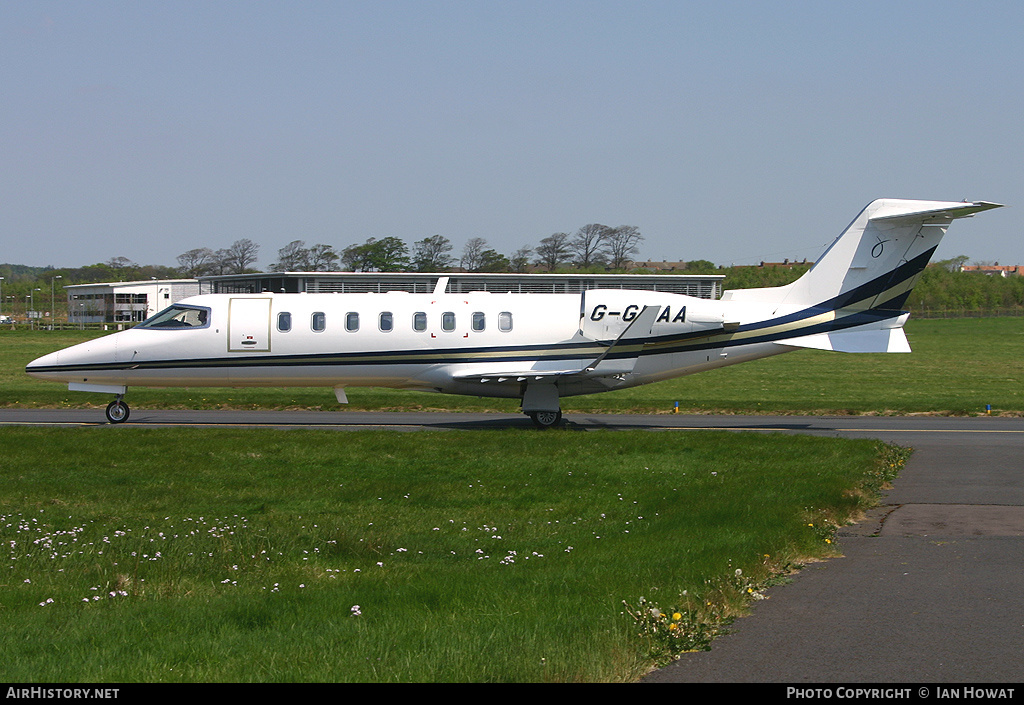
left=105, top=396, right=130, bottom=424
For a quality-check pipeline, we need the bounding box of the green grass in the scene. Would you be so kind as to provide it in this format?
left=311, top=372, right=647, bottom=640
left=0, top=428, right=904, bottom=682
left=3, top=317, right=1022, bottom=415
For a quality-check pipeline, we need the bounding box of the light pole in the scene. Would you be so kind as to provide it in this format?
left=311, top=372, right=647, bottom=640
left=51, top=275, right=63, bottom=329
left=29, top=288, right=41, bottom=330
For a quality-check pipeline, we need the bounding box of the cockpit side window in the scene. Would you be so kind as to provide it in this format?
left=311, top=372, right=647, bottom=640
left=139, top=305, right=211, bottom=329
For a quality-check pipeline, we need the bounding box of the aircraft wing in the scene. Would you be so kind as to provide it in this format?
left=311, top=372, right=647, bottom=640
left=451, top=361, right=637, bottom=385
left=453, top=305, right=660, bottom=385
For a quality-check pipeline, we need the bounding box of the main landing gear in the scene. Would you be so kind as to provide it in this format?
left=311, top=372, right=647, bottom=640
left=523, top=383, right=563, bottom=429
left=528, top=409, right=562, bottom=429
left=105, top=396, right=130, bottom=424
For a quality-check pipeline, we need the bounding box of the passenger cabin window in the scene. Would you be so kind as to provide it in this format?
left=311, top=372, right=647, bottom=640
left=312, top=312, right=326, bottom=332
left=442, top=312, right=456, bottom=332
left=140, top=305, right=210, bottom=329
left=413, top=312, right=427, bottom=332
left=278, top=312, right=292, bottom=332
left=345, top=312, right=359, bottom=332
left=498, top=311, right=513, bottom=332
left=379, top=312, right=393, bottom=332
left=472, top=312, right=485, bottom=332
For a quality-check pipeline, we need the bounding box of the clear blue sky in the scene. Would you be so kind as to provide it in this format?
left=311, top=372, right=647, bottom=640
left=3, top=0, right=1020, bottom=269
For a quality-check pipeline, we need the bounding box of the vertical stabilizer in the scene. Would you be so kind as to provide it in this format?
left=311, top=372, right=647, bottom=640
left=721, top=199, right=1002, bottom=310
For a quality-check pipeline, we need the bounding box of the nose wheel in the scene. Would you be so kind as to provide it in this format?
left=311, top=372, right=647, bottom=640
left=105, top=397, right=130, bottom=424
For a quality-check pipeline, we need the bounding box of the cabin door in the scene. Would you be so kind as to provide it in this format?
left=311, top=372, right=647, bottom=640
left=227, top=297, right=272, bottom=352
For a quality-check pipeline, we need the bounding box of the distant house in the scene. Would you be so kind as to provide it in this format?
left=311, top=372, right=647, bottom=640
left=959, top=264, right=1024, bottom=277
left=729, top=258, right=813, bottom=270
left=627, top=260, right=690, bottom=272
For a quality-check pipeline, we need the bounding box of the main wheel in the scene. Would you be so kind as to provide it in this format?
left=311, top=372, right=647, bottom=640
left=105, top=399, right=130, bottom=424
left=529, top=410, right=562, bottom=429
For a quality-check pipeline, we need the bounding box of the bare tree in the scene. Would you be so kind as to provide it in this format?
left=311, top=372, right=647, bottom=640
left=603, top=226, right=643, bottom=270
left=510, top=246, right=533, bottom=273
left=571, top=224, right=611, bottom=268
left=176, top=248, right=216, bottom=277
left=412, top=235, right=455, bottom=272
left=534, top=232, right=571, bottom=271
left=459, top=237, right=489, bottom=272
left=221, top=239, right=260, bottom=274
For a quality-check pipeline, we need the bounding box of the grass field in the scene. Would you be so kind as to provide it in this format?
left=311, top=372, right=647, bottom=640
left=0, top=318, right=1004, bottom=680
left=0, top=428, right=905, bottom=682
left=3, top=317, right=1021, bottom=415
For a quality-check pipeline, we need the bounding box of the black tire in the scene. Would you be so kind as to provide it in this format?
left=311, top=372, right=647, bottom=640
left=529, top=410, right=562, bottom=429
left=105, top=400, right=130, bottom=424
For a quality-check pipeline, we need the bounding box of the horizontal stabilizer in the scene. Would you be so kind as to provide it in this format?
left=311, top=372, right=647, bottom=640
left=872, top=201, right=1003, bottom=225
left=782, top=328, right=911, bottom=353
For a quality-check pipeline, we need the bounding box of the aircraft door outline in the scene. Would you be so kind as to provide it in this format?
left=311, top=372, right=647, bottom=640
left=228, top=297, right=273, bottom=352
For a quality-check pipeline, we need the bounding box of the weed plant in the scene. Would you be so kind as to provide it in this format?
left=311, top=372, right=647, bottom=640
left=0, top=427, right=903, bottom=681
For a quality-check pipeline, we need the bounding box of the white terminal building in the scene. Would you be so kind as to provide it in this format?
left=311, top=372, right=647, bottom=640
left=65, top=272, right=725, bottom=325
left=66, top=280, right=201, bottom=325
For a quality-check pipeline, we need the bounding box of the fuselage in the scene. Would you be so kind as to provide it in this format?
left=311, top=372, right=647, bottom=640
left=26, top=289, right=786, bottom=399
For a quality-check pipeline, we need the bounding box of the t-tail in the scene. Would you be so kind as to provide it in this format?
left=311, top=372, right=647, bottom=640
left=720, top=199, right=1003, bottom=353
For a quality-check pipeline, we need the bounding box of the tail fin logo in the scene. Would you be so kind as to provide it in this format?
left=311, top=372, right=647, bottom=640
left=871, top=237, right=889, bottom=258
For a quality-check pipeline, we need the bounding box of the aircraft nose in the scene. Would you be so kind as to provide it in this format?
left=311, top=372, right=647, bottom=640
left=25, top=335, right=120, bottom=383
left=26, top=350, right=62, bottom=379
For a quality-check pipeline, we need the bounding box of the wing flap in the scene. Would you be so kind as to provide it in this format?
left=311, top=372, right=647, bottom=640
left=452, top=359, right=637, bottom=384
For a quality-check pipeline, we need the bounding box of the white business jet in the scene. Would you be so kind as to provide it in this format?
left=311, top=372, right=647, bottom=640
left=27, top=199, right=1001, bottom=427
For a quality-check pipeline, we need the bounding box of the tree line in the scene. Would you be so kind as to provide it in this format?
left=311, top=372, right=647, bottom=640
left=173, top=224, right=646, bottom=276
left=1, top=246, right=1021, bottom=319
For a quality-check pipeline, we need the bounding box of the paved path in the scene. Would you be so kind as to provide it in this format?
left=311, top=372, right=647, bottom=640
left=640, top=416, right=1024, bottom=683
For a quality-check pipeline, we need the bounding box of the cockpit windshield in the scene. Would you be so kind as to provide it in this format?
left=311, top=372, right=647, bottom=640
left=139, top=304, right=210, bottom=329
